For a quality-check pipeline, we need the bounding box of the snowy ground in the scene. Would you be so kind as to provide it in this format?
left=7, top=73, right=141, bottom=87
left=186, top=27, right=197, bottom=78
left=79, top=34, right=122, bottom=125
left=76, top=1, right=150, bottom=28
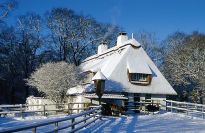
left=1, top=112, right=205, bottom=133
left=0, top=114, right=83, bottom=133
left=80, top=112, right=205, bottom=133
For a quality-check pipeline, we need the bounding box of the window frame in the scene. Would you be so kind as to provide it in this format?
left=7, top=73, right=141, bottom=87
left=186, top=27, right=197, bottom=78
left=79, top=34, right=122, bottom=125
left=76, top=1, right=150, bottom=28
left=128, top=72, right=152, bottom=85
left=130, top=73, right=148, bottom=82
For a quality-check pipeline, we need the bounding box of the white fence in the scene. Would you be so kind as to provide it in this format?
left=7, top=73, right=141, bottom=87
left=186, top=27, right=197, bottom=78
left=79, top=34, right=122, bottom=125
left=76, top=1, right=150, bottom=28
left=0, top=106, right=101, bottom=133
left=0, top=102, right=93, bottom=117
left=164, top=100, right=205, bottom=119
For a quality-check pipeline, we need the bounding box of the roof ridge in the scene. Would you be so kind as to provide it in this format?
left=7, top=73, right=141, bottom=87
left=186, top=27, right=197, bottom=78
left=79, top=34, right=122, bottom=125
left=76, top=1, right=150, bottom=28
left=82, top=39, right=141, bottom=64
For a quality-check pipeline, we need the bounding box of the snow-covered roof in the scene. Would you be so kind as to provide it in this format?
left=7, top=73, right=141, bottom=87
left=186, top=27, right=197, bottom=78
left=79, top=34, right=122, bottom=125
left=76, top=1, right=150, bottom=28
left=74, top=36, right=176, bottom=95
left=92, top=71, right=107, bottom=81
left=122, top=38, right=141, bottom=48
left=66, top=85, right=84, bottom=95
left=127, top=59, right=152, bottom=74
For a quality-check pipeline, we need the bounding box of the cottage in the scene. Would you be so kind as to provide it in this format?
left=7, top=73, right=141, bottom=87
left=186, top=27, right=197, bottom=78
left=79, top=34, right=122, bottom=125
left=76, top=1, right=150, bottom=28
left=67, top=32, right=177, bottom=113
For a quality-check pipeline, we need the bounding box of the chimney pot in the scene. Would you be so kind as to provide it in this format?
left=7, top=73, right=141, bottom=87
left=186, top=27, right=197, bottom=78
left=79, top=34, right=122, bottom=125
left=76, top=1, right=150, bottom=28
left=117, top=32, right=128, bottom=46
left=98, top=41, right=108, bottom=55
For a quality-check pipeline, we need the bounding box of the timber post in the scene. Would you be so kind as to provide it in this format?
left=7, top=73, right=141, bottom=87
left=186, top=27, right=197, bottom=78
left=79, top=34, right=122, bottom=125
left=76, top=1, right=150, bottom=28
left=32, top=127, right=36, bottom=133
left=186, top=103, right=188, bottom=115
left=20, top=104, right=23, bottom=119
left=54, top=122, right=58, bottom=133
left=43, top=104, right=46, bottom=116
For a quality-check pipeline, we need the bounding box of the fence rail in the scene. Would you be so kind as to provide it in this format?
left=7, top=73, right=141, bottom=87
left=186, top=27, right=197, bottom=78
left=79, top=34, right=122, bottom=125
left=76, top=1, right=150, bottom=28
left=0, top=106, right=101, bottom=133
left=0, top=102, right=93, bottom=117
left=164, top=100, right=205, bottom=119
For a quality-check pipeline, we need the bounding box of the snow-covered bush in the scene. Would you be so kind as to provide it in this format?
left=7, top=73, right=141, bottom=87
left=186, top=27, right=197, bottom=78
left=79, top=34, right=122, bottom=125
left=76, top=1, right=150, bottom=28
left=26, top=61, right=82, bottom=103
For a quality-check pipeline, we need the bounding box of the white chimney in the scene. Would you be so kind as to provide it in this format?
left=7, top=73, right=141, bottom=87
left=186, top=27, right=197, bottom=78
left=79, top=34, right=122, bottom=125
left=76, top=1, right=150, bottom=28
left=117, top=32, right=128, bottom=46
left=98, top=41, right=108, bottom=55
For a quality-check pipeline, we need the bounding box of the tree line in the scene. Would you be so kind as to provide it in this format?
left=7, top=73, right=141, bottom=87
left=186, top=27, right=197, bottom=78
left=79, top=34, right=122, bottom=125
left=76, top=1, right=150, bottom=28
left=0, top=2, right=119, bottom=103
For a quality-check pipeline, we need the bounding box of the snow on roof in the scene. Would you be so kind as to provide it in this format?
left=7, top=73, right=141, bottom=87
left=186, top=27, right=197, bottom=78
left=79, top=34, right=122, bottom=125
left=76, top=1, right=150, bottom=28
left=82, top=38, right=140, bottom=63
left=77, top=37, right=177, bottom=95
left=122, top=38, right=141, bottom=48
left=92, top=71, right=107, bottom=81
left=66, top=85, right=84, bottom=95
left=127, top=59, right=152, bottom=74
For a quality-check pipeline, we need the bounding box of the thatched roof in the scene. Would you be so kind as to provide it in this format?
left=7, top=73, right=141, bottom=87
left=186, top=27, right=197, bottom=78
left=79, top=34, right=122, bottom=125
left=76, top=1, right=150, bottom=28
left=68, top=37, right=177, bottom=95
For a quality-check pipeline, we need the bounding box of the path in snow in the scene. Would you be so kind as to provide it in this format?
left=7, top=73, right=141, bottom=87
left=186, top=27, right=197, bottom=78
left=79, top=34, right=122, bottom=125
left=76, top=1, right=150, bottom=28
left=80, top=112, right=205, bottom=133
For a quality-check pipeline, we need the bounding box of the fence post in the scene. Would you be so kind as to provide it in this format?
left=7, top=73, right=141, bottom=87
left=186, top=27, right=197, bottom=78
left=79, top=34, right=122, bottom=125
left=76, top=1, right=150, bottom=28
left=72, top=118, right=75, bottom=130
left=32, top=127, right=36, bottom=133
left=165, top=100, right=167, bottom=111
left=84, top=103, right=86, bottom=111
left=78, top=104, right=79, bottom=114
left=171, top=101, right=173, bottom=113
left=68, top=103, right=70, bottom=115
left=20, top=104, right=23, bottom=118
left=100, top=107, right=102, bottom=120
left=186, top=103, right=188, bottom=115
left=202, top=106, right=204, bottom=119
left=55, top=122, right=58, bottom=133
left=55, top=103, right=58, bottom=115
left=84, top=114, right=86, bottom=124
left=43, top=104, right=46, bottom=116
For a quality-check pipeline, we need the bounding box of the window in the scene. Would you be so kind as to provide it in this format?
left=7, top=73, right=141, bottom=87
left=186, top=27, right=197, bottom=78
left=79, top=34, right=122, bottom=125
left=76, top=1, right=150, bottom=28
left=131, top=73, right=148, bottom=82
left=128, top=72, right=152, bottom=85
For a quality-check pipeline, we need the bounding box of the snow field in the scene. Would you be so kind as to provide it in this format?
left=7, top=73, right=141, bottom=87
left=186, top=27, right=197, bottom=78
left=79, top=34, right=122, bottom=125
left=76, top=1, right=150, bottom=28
left=80, top=112, right=205, bottom=133
left=1, top=112, right=205, bottom=133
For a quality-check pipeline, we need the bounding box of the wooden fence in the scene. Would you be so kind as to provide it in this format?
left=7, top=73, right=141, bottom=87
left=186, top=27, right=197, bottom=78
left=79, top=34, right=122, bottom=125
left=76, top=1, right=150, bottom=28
left=164, top=100, right=205, bottom=119
left=0, top=102, right=93, bottom=117
left=0, top=106, right=101, bottom=133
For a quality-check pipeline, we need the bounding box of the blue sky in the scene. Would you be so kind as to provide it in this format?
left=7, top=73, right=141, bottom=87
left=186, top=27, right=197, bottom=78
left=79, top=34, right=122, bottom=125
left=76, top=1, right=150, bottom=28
left=6, top=0, right=205, bottom=40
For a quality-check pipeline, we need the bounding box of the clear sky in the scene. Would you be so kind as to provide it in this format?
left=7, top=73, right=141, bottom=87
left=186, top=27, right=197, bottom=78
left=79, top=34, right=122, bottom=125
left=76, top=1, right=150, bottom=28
left=6, top=0, right=205, bottom=40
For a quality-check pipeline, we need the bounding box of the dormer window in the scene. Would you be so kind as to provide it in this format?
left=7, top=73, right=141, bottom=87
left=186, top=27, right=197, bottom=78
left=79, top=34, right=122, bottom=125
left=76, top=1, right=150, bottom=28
left=131, top=73, right=148, bottom=82
left=128, top=72, right=152, bottom=85
left=127, top=60, right=153, bottom=85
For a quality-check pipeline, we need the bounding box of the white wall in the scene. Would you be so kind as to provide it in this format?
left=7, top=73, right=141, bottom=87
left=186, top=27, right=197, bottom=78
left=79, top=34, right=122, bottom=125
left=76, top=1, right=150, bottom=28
left=67, top=95, right=91, bottom=114
left=26, top=96, right=56, bottom=113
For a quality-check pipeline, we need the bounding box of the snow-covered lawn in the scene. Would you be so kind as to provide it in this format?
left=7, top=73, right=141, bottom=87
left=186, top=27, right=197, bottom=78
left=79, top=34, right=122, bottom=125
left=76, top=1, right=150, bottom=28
left=1, top=112, right=205, bottom=133
left=80, top=112, right=205, bottom=133
left=0, top=115, right=83, bottom=133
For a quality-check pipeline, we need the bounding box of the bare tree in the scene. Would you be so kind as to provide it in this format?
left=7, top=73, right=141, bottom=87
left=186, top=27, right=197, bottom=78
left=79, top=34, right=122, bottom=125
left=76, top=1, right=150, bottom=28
left=46, top=8, right=119, bottom=65
left=26, top=62, right=82, bottom=103
left=0, top=8, right=120, bottom=104
left=0, top=0, right=16, bottom=21
left=15, top=13, right=43, bottom=78
left=0, top=26, right=16, bottom=103
left=0, top=13, right=44, bottom=103
left=162, top=32, right=205, bottom=103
